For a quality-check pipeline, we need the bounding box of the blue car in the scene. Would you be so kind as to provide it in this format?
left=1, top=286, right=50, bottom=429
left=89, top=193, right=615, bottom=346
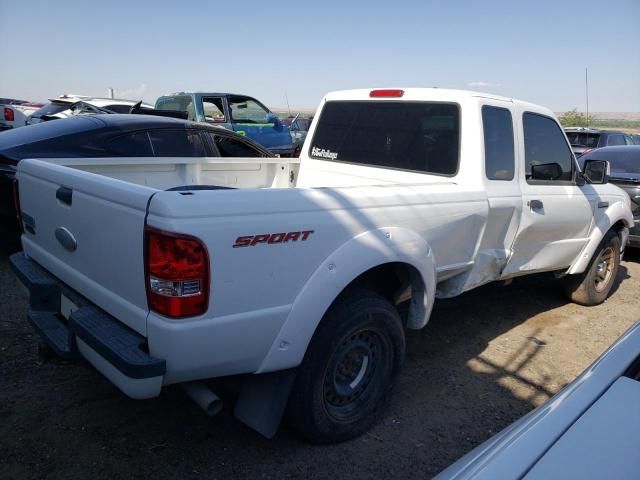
left=155, top=92, right=298, bottom=157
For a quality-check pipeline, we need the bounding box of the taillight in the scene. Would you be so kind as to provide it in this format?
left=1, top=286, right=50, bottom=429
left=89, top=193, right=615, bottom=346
left=145, top=227, right=210, bottom=318
left=4, top=108, right=14, bottom=122
left=579, top=148, right=593, bottom=157
left=369, top=89, right=404, bottom=98
left=13, top=178, right=23, bottom=233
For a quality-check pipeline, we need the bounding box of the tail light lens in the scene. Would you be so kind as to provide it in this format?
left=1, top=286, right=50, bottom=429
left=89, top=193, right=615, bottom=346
left=145, top=227, right=210, bottom=318
left=4, top=108, right=14, bottom=122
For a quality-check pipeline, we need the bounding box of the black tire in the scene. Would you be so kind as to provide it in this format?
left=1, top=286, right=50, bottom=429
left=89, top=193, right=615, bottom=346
left=563, top=230, right=621, bottom=306
left=287, top=289, right=405, bottom=444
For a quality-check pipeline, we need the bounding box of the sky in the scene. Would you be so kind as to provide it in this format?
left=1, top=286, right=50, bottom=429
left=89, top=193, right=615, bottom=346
left=1, top=0, right=639, bottom=112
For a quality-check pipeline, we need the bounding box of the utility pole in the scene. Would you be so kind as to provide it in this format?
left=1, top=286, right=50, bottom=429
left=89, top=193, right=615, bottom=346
left=585, top=68, right=589, bottom=127
left=285, top=92, right=291, bottom=117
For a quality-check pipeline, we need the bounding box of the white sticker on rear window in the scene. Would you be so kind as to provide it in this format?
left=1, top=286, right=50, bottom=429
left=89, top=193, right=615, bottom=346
left=311, top=147, right=338, bottom=160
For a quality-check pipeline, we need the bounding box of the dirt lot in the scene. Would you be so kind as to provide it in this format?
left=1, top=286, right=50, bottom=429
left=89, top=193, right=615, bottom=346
left=1, top=238, right=639, bottom=480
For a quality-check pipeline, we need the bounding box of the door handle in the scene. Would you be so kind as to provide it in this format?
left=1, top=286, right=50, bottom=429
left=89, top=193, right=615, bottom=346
left=528, top=199, right=544, bottom=210
left=56, top=186, right=73, bottom=206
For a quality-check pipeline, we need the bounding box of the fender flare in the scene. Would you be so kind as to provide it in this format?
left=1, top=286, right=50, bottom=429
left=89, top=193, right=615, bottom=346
left=567, top=200, right=633, bottom=275
left=256, top=227, right=437, bottom=374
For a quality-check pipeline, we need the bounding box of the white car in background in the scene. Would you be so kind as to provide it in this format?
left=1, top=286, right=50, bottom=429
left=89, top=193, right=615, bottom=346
left=435, top=320, right=640, bottom=480
left=26, top=95, right=153, bottom=125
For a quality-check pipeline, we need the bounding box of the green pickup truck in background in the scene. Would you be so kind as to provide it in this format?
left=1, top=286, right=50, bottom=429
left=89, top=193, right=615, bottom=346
left=155, top=92, right=301, bottom=157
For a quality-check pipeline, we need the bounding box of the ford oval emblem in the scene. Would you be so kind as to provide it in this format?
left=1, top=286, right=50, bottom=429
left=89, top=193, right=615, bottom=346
left=55, top=227, right=77, bottom=252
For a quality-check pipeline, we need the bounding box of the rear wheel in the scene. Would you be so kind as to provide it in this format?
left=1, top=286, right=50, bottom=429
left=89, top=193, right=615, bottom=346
left=287, top=289, right=405, bottom=443
left=564, top=230, right=621, bottom=306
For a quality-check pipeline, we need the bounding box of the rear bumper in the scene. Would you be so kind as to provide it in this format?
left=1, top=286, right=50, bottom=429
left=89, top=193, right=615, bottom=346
left=10, top=252, right=166, bottom=399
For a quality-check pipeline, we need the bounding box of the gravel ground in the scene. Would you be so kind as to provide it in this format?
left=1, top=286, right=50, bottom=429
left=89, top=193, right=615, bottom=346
left=1, top=238, right=638, bottom=480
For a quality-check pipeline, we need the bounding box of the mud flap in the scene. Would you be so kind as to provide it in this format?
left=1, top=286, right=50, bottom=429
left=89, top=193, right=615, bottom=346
left=234, top=369, right=296, bottom=438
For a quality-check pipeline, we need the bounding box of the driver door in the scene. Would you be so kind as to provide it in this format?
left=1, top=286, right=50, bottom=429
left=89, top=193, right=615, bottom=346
left=502, top=110, right=595, bottom=275
left=228, top=95, right=290, bottom=153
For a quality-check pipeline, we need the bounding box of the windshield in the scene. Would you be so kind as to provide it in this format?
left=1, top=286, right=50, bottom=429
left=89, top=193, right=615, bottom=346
left=310, top=101, right=460, bottom=175
left=565, top=132, right=600, bottom=148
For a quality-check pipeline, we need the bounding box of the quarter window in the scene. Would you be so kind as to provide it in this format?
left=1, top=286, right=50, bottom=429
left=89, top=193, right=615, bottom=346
left=523, top=112, right=574, bottom=182
left=106, top=132, right=153, bottom=156
left=482, top=106, right=515, bottom=180
left=148, top=129, right=207, bottom=157
left=208, top=134, right=264, bottom=157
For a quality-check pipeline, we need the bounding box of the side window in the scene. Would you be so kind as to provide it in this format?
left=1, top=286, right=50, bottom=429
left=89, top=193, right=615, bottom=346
left=208, top=133, right=264, bottom=157
left=104, top=104, right=133, bottom=114
left=607, top=135, right=625, bottom=146
left=148, top=129, right=207, bottom=157
left=228, top=96, right=271, bottom=124
left=523, top=112, right=574, bottom=182
left=106, top=131, right=153, bottom=156
left=202, top=97, right=226, bottom=123
left=482, top=106, right=515, bottom=180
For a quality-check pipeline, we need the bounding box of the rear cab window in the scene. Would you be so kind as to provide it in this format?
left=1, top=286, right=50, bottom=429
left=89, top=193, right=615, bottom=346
left=309, top=101, right=460, bottom=175
left=482, top=106, right=515, bottom=180
left=565, top=131, right=600, bottom=148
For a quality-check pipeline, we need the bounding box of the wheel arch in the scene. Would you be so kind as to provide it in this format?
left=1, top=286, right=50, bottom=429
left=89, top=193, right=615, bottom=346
left=567, top=201, right=633, bottom=275
left=256, top=227, right=437, bottom=374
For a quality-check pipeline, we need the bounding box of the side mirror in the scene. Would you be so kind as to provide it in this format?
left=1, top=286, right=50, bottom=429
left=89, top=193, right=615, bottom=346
left=583, top=159, right=610, bottom=184
left=531, top=162, right=563, bottom=181
left=266, top=112, right=280, bottom=125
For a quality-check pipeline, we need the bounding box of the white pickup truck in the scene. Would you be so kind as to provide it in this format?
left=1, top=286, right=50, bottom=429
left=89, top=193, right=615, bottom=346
left=11, top=88, right=634, bottom=443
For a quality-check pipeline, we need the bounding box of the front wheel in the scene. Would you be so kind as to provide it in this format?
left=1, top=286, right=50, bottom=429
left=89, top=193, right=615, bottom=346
left=287, top=289, right=405, bottom=443
left=563, top=230, right=621, bottom=306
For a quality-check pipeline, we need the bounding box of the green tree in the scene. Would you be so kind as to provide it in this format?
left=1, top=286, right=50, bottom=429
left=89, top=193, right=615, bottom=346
left=558, top=108, right=593, bottom=127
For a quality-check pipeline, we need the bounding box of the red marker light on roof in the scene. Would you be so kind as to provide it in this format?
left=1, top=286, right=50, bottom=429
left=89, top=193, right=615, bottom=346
left=369, top=89, right=404, bottom=98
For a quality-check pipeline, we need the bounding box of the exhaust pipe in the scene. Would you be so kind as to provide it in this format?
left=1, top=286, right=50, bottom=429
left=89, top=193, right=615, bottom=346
left=181, top=382, right=223, bottom=416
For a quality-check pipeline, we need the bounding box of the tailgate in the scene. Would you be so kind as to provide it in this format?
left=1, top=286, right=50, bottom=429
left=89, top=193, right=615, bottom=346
left=17, top=159, right=156, bottom=335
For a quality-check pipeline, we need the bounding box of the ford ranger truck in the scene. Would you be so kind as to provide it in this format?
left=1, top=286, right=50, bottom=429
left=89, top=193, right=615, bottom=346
left=10, top=88, right=634, bottom=443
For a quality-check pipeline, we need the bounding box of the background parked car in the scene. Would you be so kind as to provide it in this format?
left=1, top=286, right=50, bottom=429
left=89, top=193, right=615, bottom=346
left=0, top=101, right=45, bottom=131
left=578, top=145, right=640, bottom=247
left=282, top=114, right=313, bottom=153
left=0, top=114, right=273, bottom=236
left=26, top=95, right=153, bottom=125
left=564, top=127, right=634, bottom=157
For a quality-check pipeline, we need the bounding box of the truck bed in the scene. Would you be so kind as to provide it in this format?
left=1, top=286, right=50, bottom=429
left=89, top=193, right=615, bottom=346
left=36, top=156, right=300, bottom=190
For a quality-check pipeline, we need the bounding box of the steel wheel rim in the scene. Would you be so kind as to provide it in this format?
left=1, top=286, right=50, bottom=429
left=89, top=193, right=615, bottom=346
left=323, top=328, right=387, bottom=420
left=594, top=246, right=615, bottom=292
